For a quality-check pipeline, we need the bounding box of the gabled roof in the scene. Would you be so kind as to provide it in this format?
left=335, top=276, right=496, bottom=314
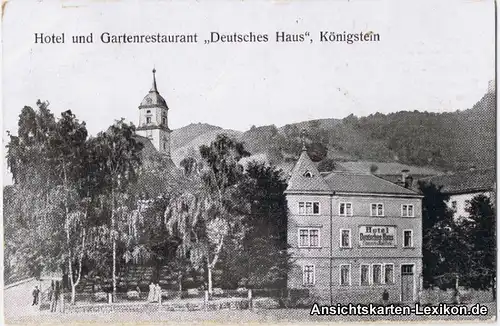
left=323, top=172, right=419, bottom=196
left=285, top=150, right=420, bottom=197
left=419, top=168, right=495, bottom=194
left=337, top=161, right=442, bottom=176
left=285, top=149, right=331, bottom=193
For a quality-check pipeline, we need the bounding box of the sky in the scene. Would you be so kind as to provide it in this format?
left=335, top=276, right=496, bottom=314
left=2, top=0, right=496, bottom=183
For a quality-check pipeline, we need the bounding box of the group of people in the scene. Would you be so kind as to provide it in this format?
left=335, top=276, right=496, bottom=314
left=31, top=280, right=61, bottom=312
left=47, top=280, right=61, bottom=312
left=147, top=282, right=162, bottom=303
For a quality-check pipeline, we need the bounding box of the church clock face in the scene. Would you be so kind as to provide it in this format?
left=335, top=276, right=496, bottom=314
left=146, top=97, right=152, bottom=104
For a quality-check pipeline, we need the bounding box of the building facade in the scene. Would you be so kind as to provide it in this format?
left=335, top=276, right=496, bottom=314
left=421, top=168, right=495, bottom=220
left=285, top=149, right=423, bottom=304
left=136, top=69, right=172, bottom=157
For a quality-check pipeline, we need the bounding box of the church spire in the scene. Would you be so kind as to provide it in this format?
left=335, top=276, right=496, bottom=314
left=150, top=67, right=158, bottom=93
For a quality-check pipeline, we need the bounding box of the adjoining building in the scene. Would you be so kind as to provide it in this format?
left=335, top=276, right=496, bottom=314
left=285, top=148, right=423, bottom=304
left=419, top=167, right=495, bottom=220
left=337, top=161, right=442, bottom=185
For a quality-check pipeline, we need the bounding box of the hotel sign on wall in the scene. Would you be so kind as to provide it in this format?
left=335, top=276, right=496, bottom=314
left=359, top=225, right=396, bottom=247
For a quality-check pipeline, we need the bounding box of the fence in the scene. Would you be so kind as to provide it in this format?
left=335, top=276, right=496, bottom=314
left=43, top=287, right=300, bottom=313
left=35, top=284, right=496, bottom=314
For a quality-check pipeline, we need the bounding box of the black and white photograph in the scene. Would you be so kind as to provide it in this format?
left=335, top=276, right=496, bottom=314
left=2, top=0, right=496, bottom=324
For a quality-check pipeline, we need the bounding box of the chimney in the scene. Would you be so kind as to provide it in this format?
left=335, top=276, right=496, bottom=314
left=405, top=174, right=413, bottom=189
left=401, top=169, right=409, bottom=183
left=396, top=169, right=412, bottom=188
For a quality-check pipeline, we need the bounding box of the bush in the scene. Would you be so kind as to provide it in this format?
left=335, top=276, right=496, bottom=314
left=318, top=158, right=335, bottom=172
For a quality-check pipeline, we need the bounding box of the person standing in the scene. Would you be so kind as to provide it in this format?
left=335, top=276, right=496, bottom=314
left=32, top=286, right=40, bottom=306
left=152, top=283, right=158, bottom=303
left=382, top=289, right=389, bottom=306
left=147, top=282, right=154, bottom=302
left=155, top=283, right=161, bottom=303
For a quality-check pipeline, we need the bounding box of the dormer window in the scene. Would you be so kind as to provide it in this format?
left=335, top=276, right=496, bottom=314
left=304, top=171, right=313, bottom=178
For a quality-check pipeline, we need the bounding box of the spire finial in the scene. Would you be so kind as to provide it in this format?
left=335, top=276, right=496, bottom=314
left=151, top=67, right=158, bottom=92
left=300, top=129, right=307, bottom=151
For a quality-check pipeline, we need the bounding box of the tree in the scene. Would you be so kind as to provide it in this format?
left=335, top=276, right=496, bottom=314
left=92, top=119, right=143, bottom=297
left=307, top=142, right=328, bottom=162
left=418, top=181, right=458, bottom=289
left=318, top=158, right=336, bottom=172
left=5, top=104, right=98, bottom=303
left=197, top=134, right=250, bottom=294
left=180, top=157, right=197, bottom=177
left=229, top=161, right=292, bottom=288
left=461, top=194, right=496, bottom=299
left=165, top=134, right=250, bottom=295
left=47, top=110, right=91, bottom=304
left=267, top=147, right=284, bottom=165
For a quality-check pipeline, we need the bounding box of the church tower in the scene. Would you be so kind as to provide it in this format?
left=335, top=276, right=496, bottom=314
left=136, top=69, right=171, bottom=156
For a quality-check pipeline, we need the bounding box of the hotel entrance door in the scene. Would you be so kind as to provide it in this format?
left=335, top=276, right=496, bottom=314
left=401, top=265, right=414, bottom=302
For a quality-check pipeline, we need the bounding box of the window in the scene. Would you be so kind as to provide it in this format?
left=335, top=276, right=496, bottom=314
left=372, top=264, right=382, bottom=285
left=371, top=203, right=384, bottom=217
left=298, top=228, right=320, bottom=248
left=340, top=265, right=351, bottom=286
left=403, top=230, right=413, bottom=248
left=146, top=110, right=151, bottom=113
left=340, top=229, right=351, bottom=248
left=309, top=229, right=319, bottom=247
left=384, top=264, right=394, bottom=284
left=162, top=117, right=167, bottom=125
left=402, top=204, right=414, bottom=217
left=146, top=117, right=152, bottom=124
left=313, top=202, right=320, bottom=214
left=299, top=202, right=305, bottom=215
left=402, top=265, right=414, bottom=275
left=303, top=265, right=315, bottom=285
left=339, top=202, right=353, bottom=216
left=451, top=201, right=457, bottom=212
left=360, top=265, right=370, bottom=285
left=298, top=201, right=320, bottom=215
left=304, top=171, right=313, bottom=178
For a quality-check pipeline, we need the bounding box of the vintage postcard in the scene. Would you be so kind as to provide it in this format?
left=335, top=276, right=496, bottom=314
left=2, top=0, right=496, bottom=324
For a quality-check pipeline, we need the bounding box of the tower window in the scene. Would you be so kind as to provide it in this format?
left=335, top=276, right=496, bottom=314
left=162, top=117, right=167, bottom=125
left=146, top=110, right=151, bottom=114
left=146, top=117, right=151, bottom=124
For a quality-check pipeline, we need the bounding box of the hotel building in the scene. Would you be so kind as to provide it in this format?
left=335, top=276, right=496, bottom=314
left=285, top=149, right=423, bottom=304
